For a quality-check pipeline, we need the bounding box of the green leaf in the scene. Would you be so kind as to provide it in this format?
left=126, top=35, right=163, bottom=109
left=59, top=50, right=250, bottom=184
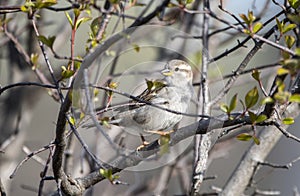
left=61, top=66, right=75, bottom=79
left=282, top=51, right=291, bottom=60
left=75, top=17, right=91, bottom=30
left=159, top=134, right=171, bottom=155
left=261, top=97, right=274, bottom=105
left=37, top=35, right=56, bottom=49
left=237, top=133, right=253, bottom=141
left=36, top=0, right=57, bottom=9
left=220, top=103, right=229, bottom=113
left=252, top=135, right=260, bottom=145
left=106, top=82, right=118, bottom=97
left=79, top=112, right=85, bottom=121
left=186, top=0, right=194, bottom=4
left=74, top=8, right=81, bottom=18
left=243, top=29, right=251, bottom=35
left=30, top=53, right=39, bottom=65
left=108, top=81, right=118, bottom=89
left=146, top=79, right=166, bottom=91
left=69, top=116, right=75, bottom=126
left=248, top=111, right=257, bottom=123
left=153, top=80, right=167, bottom=89
left=288, top=13, right=300, bottom=25
left=285, top=35, right=296, bottom=48
left=289, top=94, right=300, bottom=103
left=277, top=68, right=290, bottom=76
left=100, top=168, right=113, bottom=181
left=255, top=114, right=267, bottom=123
left=283, top=23, right=297, bottom=34
left=247, top=11, right=255, bottom=23
left=99, top=168, right=120, bottom=183
left=229, top=94, right=238, bottom=113
left=132, top=44, right=140, bottom=52
left=283, top=117, right=295, bottom=125
left=283, top=57, right=298, bottom=66
left=288, top=0, right=300, bottom=9
left=253, top=22, right=263, bottom=33
left=99, top=117, right=111, bottom=128
left=276, top=79, right=285, bottom=92
left=295, top=48, right=300, bottom=56
left=239, top=13, right=249, bottom=25
left=274, top=91, right=290, bottom=103
left=90, top=16, right=102, bottom=37
left=251, top=69, right=260, bottom=82
left=276, top=18, right=283, bottom=33
left=245, top=87, right=259, bottom=109
left=20, top=5, right=30, bottom=12
left=74, top=60, right=82, bottom=70
left=65, top=11, right=74, bottom=28
left=146, top=80, right=154, bottom=91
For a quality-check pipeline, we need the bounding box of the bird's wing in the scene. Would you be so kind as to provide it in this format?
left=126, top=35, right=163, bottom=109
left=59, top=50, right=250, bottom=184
left=109, top=79, right=168, bottom=121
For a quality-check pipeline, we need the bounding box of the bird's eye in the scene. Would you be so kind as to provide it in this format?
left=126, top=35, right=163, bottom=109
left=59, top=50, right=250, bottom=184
left=174, top=67, right=179, bottom=72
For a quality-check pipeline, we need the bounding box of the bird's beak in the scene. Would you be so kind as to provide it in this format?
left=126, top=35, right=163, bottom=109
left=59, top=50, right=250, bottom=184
left=161, top=69, right=173, bottom=76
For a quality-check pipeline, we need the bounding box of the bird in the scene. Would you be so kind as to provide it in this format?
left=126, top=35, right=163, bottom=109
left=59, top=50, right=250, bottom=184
left=111, top=59, right=194, bottom=136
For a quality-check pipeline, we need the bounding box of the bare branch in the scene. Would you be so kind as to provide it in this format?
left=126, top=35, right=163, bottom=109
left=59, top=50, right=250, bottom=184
left=10, top=143, right=55, bottom=179
left=191, top=0, right=211, bottom=194
left=273, top=121, right=300, bottom=143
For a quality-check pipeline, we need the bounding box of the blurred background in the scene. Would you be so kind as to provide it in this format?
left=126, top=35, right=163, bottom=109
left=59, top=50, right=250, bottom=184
left=1, top=0, right=300, bottom=195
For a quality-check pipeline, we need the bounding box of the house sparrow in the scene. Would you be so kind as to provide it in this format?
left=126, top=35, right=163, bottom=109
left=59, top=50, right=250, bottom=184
left=112, top=59, right=194, bottom=135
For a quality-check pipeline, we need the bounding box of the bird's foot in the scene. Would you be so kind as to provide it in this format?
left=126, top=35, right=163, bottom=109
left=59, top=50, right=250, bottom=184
left=136, top=141, right=151, bottom=151
left=136, top=134, right=150, bottom=151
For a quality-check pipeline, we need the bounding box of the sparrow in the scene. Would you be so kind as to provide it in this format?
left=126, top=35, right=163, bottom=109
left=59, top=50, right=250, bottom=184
left=111, top=59, right=194, bottom=134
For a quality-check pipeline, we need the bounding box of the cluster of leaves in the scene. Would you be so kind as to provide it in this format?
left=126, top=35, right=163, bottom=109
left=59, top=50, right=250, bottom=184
left=221, top=66, right=300, bottom=144
left=239, top=11, right=263, bottom=35
left=21, top=0, right=57, bottom=13
left=65, top=9, right=91, bottom=32
left=88, top=16, right=104, bottom=49
left=99, top=168, right=120, bottom=184
left=221, top=6, right=300, bottom=144
left=220, top=85, right=262, bottom=145
left=275, top=2, right=300, bottom=77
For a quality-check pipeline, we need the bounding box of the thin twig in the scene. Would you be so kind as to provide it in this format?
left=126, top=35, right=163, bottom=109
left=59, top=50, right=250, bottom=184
left=208, top=19, right=281, bottom=107
left=209, top=8, right=289, bottom=63
left=0, top=82, right=58, bottom=95
left=3, top=24, right=59, bottom=100
left=83, top=69, right=119, bottom=151
left=273, top=121, right=300, bottom=143
left=31, top=18, right=64, bottom=102
left=22, top=146, right=46, bottom=166
left=208, top=10, right=295, bottom=56
left=38, top=147, right=54, bottom=196
left=10, top=143, right=55, bottom=179
left=91, top=84, right=211, bottom=119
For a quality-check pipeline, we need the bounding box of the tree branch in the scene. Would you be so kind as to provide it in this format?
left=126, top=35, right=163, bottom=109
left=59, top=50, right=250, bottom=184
left=191, top=0, right=211, bottom=194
